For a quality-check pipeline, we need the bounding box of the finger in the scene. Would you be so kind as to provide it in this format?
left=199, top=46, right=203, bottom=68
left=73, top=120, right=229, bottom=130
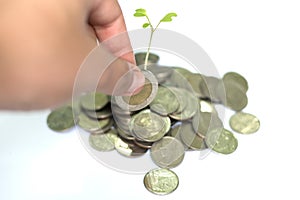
left=89, top=0, right=135, bottom=64
left=74, top=46, right=145, bottom=97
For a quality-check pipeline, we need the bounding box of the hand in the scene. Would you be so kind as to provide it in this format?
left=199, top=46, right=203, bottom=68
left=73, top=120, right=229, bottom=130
left=0, top=0, right=144, bottom=110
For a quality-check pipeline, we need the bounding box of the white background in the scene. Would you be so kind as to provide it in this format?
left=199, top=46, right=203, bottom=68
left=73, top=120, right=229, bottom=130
left=1, top=0, right=300, bottom=199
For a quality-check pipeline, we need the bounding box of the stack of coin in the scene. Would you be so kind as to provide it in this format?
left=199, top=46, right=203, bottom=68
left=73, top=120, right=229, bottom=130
left=47, top=52, right=260, bottom=195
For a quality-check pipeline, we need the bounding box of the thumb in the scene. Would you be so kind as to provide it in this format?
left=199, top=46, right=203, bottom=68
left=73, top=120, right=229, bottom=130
left=98, top=57, right=145, bottom=96
left=74, top=46, right=145, bottom=97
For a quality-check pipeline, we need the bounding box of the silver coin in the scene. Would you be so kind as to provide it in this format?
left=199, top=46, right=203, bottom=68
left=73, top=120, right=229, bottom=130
left=223, top=72, right=248, bottom=92
left=111, top=103, right=132, bottom=116
left=223, top=81, right=248, bottom=111
left=150, top=136, right=185, bottom=168
left=144, top=168, right=179, bottom=195
left=80, top=92, right=108, bottom=111
left=168, top=87, right=187, bottom=113
left=202, top=76, right=224, bottom=103
left=192, top=111, right=223, bottom=138
left=84, top=105, right=112, bottom=120
left=130, top=109, right=171, bottom=142
left=187, top=73, right=208, bottom=98
left=90, top=119, right=114, bottom=135
left=149, top=86, right=180, bottom=116
left=113, top=114, right=131, bottom=132
left=168, top=124, right=191, bottom=150
left=205, top=128, right=238, bottom=154
left=133, top=139, right=153, bottom=149
left=116, top=127, right=135, bottom=141
left=77, top=112, right=112, bottom=133
left=169, top=89, right=198, bottom=121
left=89, top=129, right=119, bottom=151
left=147, top=65, right=173, bottom=84
left=179, top=123, right=206, bottom=150
left=229, top=112, right=260, bottom=134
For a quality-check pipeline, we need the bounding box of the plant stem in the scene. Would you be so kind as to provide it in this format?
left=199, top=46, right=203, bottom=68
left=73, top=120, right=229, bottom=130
left=144, top=30, right=154, bottom=70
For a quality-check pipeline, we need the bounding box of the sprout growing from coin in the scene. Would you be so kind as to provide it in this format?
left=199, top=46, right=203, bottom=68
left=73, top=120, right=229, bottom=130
left=134, top=8, right=177, bottom=70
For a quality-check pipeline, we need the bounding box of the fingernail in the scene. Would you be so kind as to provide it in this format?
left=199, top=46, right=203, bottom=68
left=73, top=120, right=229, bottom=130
left=125, top=69, right=145, bottom=95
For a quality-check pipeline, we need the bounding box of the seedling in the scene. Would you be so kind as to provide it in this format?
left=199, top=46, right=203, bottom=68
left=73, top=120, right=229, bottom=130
left=134, top=8, right=177, bottom=70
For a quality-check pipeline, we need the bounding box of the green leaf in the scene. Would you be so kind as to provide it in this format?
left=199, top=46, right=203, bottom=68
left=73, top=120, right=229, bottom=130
left=160, top=13, right=177, bottom=22
left=134, top=8, right=147, bottom=17
left=142, top=23, right=150, bottom=28
left=134, top=13, right=146, bottom=17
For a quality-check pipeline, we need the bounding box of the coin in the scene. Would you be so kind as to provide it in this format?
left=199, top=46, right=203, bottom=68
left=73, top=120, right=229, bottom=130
left=172, top=67, right=192, bottom=79
left=113, top=114, right=131, bottom=132
left=91, top=119, right=114, bottom=135
left=205, top=128, right=238, bottom=154
left=135, top=52, right=159, bottom=66
left=89, top=129, right=119, bottom=151
left=130, top=109, right=171, bottom=142
left=115, top=137, right=148, bottom=157
left=115, top=70, right=158, bottom=111
left=229, top=112, right=260, bottom=134
left=150, top=86, right=180, bottom=116
left=123, top=79, right=152, bottom=105
left=144, top=168, right=179, bottom=195
left=47, top=106, right=75, bottom=132
left=116, top=127, right=135, bottom=141
left=133, top=139, right=153, bottom=149
left=111, top=103, right=132, bottom=116
left=150, top=136, right=185, bottom=168
left=84, top=104, right=112, bottom=120
left=168, top=87, right=187, bottom=113
left=187, top=73, right=208, bottom=98
left=179, top=123, right=206, bottom=150
left=169, top=125, right=181, bottom=139
left=223, top=81, right=248, bottom=111
left=203, top=76, right=224, bottom=103
left=147, top=65, right=174, bottom=84
left=77, top=112, right=112, bottom=133
left=166, top=67, right=193, bottom=89
left=192, top=111, right=223, bottom=138
left=223, top=72, right=248, bottom=92
left=80, top=92, right=108, bottom=111
left=169, top=89, right=198, bottom=121
left=168, top=124, right=190, bottom=150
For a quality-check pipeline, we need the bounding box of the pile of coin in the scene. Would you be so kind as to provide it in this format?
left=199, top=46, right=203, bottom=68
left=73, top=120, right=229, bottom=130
left=47, top=52, right=260, bottom=195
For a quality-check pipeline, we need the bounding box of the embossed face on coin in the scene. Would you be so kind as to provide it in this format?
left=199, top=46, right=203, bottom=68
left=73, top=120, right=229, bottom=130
left=144, top=168, right=179, bottom=195
left=130, top=109, right=171, bottom=142
left=205, top=128, right=238, bottom=154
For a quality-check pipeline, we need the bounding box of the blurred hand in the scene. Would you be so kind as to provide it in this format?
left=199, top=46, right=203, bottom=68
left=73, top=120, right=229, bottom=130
left=0, top=0, right=144, bottom=110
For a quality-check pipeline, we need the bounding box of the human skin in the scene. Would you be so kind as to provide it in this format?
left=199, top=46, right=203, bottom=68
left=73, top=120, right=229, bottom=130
left=0, top=0, right=144, bottom=110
